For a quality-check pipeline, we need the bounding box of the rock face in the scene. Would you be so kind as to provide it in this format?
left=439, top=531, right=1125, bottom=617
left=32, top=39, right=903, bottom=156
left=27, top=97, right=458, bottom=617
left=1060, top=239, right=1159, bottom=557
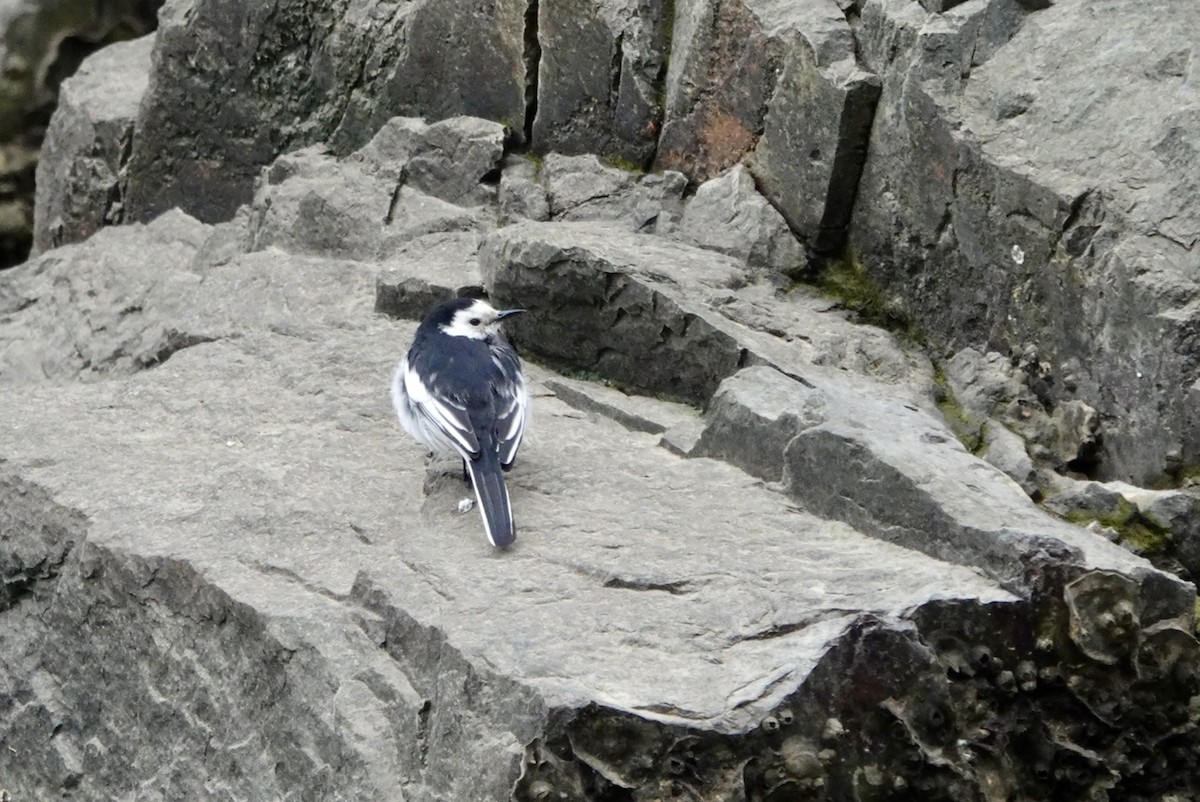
left=531, top=0, right=670, bottom=166
left=849, top=0, right=1200, bottom=484
left=122, top=0, right=528, bottom=224
left=7, top=0, right=1200, bottom=797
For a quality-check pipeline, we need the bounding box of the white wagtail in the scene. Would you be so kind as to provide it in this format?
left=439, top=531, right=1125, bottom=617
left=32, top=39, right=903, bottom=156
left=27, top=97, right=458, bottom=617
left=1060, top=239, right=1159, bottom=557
left=391, top=297, right=530, bottom=547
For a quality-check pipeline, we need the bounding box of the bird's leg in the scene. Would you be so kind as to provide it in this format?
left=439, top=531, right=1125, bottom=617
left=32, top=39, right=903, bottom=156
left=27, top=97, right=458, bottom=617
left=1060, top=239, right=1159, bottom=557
left=462, top=459, right=471, bottom=487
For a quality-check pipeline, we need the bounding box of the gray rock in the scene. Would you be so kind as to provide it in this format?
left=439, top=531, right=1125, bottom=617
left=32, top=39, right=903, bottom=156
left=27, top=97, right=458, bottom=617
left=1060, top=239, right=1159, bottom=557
left=0, top=210, right=386, bottom=385
left=943, top=345, right=1100, bottom=473
left=247, top=146, right=395, bottom=260
left=532, top=0, right=669, bottom=166
left=982, top=420, right=1036, bottom=495
left=402, top=117, right=506, bottom=205
left=124, top=0, right=526, bottom=224
left=656, top=0, right=878, bottom=249
left=850, top=0, right=1200, bottom=484
left=32, top=35, right=154, bottom=254
left=542, top=153, right=686, bottom=232
left=675, top=165, right=808, bottom=279
left=1041, top=477, right=1132, bottom=524
left=374, top=232, right=485, bottom=320
left=747, top=5, right=880, bottom=254
left=654, top=0, right=786, bottom=179
left=247, top=140, right=490, bottom=261
left=347, top=115, right=507, bottom=207
left=1059, top=479, right=1200, bottom=581
left=700, top=365, right=1187, bottom=599
left=498, top=154, right=550, bottom=224
left=543, top=375, right=700, bottom=436
left=482, top=220, right=938, bottom=408
left=0, top=210, right=212, bottom=383
left=4, top=249, right=1197, bottom=796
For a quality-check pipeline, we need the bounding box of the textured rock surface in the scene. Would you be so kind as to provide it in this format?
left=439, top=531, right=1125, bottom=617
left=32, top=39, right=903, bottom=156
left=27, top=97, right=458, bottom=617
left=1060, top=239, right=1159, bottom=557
left=482, top=220, right=936, bottom=406
left=9, top=210, right=1200, bottom=797
left=675, top=165, right=808, bottom=279
left=542, top=153, right=686, bottom=233
left=0, top=0, right=160, bottom=268
left=123, top=0, right=527, bottom=224
left=8, top=0, right=1200, bottom=797
left=850, top=0, right=1200, bottom=484
left=31, top=34, right=152, bottom=255
left=532, top=0, right=669, bottom=166
left=746, top=1, right=879, bottom=254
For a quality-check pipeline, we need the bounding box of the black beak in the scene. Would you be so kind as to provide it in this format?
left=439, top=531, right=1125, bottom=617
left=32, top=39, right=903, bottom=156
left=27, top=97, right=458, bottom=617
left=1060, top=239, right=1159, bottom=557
left=496, top=308, right=526, bottom=320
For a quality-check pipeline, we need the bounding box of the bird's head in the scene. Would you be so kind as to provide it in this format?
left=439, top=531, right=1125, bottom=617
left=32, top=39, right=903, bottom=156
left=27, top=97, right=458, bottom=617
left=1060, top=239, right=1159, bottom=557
left=436, top=297, right=525, bottom=341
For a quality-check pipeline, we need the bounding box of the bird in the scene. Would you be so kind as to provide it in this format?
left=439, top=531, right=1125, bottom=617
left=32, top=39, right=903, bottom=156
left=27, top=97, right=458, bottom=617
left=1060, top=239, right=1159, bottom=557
left=391, top=297, right=530, bottom=547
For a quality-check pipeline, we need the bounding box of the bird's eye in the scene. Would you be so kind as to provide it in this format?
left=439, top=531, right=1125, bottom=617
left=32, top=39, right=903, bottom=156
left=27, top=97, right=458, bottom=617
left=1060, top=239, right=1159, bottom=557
left=469, top=318, right=481, bottom=326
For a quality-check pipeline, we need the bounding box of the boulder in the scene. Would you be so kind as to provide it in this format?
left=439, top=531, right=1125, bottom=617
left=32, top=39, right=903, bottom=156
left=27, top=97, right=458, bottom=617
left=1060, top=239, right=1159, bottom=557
left=656, top=0, right=878, bottom=254
left=481, top=220, right=937, bottom=407
left=246, top=121, right=501, bottom=261
left=497, top=154, right=550, bottom=224
left=747, top=3, right=880, bottom=254
left=943, top=345, right=1101, bottom=474
left=674, top=164, right=808, bottom=279
left=32, top=35, right=153, bottom=254
left=653, top=0, right=785, bottom=179
left=542, top=153, right=686, bottom=233
left=374, top=232, right=486, bottom=320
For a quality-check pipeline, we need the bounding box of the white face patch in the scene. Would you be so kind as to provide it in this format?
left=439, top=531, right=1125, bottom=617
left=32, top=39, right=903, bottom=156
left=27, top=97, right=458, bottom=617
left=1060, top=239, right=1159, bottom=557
left=440, top=300, right=505, bottom=340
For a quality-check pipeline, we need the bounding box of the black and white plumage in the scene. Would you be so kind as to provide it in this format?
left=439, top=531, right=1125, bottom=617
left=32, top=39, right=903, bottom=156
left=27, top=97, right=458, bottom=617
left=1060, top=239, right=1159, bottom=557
left=391, top=297, right=530, bottom=547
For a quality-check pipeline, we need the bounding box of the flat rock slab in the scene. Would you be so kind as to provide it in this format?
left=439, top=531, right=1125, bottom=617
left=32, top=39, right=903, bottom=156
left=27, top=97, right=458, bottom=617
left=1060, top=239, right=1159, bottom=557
left=1, top=308, right=1017, bottom=798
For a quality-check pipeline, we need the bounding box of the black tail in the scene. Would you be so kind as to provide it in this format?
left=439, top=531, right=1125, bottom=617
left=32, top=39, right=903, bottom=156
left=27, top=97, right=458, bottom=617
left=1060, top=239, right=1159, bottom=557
left=466, top=450, right=515, bottom=547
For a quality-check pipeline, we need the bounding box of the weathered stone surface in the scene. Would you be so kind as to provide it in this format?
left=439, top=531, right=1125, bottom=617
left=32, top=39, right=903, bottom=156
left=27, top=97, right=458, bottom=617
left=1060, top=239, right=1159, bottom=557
left=498, top=154, right=550, bottom=224
left=944, top=345, right=1100, bottom=474
left=532, top=0, right=669, bottom=166
left=124, top=0, right=527, bottom=224
left=675, top=164, right=808, bottom=279
left=5, top=214, right=1199, bottom=800
left=1043, top=476, right=1200, bottom=583
left=32, top=35, right=152, bottom=255
left=696, top=364, right=1186, bottom=600
left=482, top=220, right=936, bottom=407
left=247, top=145, right=395, bottom=259
left=747, top=4, right=880, bottom=254
left=850, top=0, right=1200, bottom=484
left=402, top=117, right=507, bottom=205
left=542, top=375, right=700, bottom=436
left=8, top=0, right=1200, bottom=796
left=654, top=0, right=785, bottom=179
left=374, top=232, right=485, bottom=320
left=348, top=115, right=507, bottom=206
left=982, top=419, right=1036, bottom=495
left=542, top=153, right=686, bottom=232
left=247, top=131, right=494, bottom=261
left=656, top=0, right=878, bottom=245
left=0, top=210, right=211, bottom=383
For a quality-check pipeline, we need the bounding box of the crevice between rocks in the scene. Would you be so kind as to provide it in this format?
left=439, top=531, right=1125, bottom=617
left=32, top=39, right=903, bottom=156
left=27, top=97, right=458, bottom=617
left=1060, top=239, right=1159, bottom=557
left=521, top=0, right=542, bottom=147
